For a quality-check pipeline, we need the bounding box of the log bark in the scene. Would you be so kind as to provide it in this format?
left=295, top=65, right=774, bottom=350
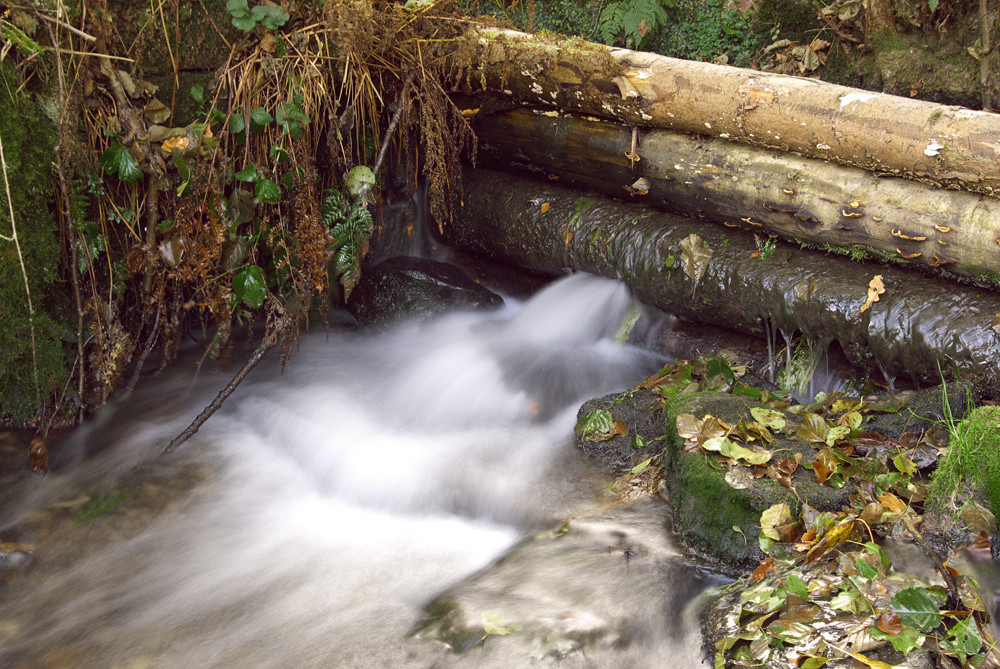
left=456, top=29, right=1000, bottom=196
left=469, top=107, right=1000, bottom=285
left=444, top=168, right=1000, bottom=395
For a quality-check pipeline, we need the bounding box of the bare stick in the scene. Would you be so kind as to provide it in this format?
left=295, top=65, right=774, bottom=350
left=373, top=78, right=413, bottom=177
left=122, top=306, right=161, bottom=397
left=162, top=318, right=283, bottom=454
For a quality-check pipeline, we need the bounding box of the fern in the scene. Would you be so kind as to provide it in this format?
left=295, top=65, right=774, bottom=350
left=0, top=18, right=43, bottom=56
left=320, top=188, right=373, bottom=298
left=599, top=0, right=672, bottom=49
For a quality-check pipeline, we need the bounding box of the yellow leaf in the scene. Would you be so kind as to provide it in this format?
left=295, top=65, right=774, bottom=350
left=540, top=202, right=550, bottom=213
left=858, top=274, right=885, bottom=314
left=161, top=136, right=190, bottom=153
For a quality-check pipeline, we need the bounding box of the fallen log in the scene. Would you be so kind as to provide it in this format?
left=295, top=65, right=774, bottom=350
left=455, top=29, right=1000, bottom=196
left=444, top=169, right=1000, bottom=395
left=469, top=107, right=1000, bottom=285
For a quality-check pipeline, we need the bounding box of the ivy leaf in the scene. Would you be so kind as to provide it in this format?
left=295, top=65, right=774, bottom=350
left=269, top=144, right=290, bottom=163
left=345, top=165, right=376, bottom=198
left=235, top=164, right=259, bottom=182
left=250, top=4, right=290, bottom=30
left=233, top=265, right=267, bottom=309
left=891, top=587, right=942, bottom=633
left=254, top=178, right=281, bottom=205
left=678, top=233, right=712, bottom=296
left=574, top=409, right=627, bottom=441
left=226, top=0, right=256, bottom=31
left=229, top=112, right=246, bottom=136
left=190, top=84, right=205, bottom=105
left=250, top=107, right=274, bottom=130
left=99, top=143, right=143, bottom=184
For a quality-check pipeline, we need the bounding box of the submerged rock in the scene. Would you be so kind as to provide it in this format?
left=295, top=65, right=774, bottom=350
left=346, top=256, right=504, bottom=327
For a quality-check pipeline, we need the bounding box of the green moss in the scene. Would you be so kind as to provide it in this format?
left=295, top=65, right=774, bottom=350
left=929, top=404, right=1000, bottom=515
left=0, top=62, right=73, bottom=424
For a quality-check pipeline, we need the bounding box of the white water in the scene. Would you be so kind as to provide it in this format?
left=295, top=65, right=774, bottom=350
left=0, top=274, right=711, bottom=668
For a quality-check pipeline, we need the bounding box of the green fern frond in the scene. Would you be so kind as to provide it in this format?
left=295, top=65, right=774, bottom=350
left=1, top=19, right=43, bottom=56
left=599, top=0, right=670, bottom=49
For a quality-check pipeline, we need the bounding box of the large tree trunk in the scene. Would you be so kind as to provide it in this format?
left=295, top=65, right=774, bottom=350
left=444, top=168, right=1000, bottom=395
left=468, top=107, right=1000, bottom=285
left=456, top=29, right=1000, bottom=196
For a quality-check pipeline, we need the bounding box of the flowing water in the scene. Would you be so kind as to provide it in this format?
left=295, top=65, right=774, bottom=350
left=0, top=274, right=714, bottom=668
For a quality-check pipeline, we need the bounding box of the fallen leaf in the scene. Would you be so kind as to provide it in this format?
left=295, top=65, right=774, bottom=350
left=540, top=202, right=550, bottom=213
left=161, top=136, right=190, bottom=153
left=858, top=274, right=885, bottom=314
left=678, top=233, right=713, bottom=297
left=876, top=610, right=903, bottom=636
left=28, top=437, right=48, bottom=475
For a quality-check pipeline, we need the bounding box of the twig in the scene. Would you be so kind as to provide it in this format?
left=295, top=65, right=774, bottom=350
left=46, top=14, right=87, bottom=414
left=0, top=129, right=41, bottom=407
left=373, top=77, right=413, bottom=177
left=36, top=12, right=96, bottom=42
left=122, top=306, right=161, bottom=397
left=162, top=314, right=285, bottom=454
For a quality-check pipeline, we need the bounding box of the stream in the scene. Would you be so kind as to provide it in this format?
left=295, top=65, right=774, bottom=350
left=0, top=273, right=716, bottom=668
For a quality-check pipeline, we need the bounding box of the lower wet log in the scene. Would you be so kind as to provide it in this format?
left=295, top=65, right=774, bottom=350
left=444, top=168, right=1000, bottom=395
left=469, top=107, right=1000, bottom=285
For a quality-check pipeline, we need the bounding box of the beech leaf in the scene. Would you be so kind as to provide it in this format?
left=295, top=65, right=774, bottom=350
left=891, top=586, right=942, bottom=633
left=678, top=233, right=712, bottom=296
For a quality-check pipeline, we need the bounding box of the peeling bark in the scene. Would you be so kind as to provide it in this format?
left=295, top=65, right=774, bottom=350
left=470, top=107, right=1000, bottom=284
left=445, top=169, right=1000, bottom=395
left=456, top=29, right=1000, bottom=196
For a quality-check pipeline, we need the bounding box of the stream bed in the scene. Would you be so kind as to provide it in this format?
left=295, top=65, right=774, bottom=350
left=0, top=274, right=715, bottom=668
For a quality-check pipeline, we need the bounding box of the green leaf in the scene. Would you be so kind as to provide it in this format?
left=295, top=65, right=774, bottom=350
left=190, top=84, right=205, bottom=105
left=254, top=178, right=281, bottom=205
left=891, top=587, right=942, bottom=633
left=785, top=573, right=810, bottom=600
left=250, top=5, right=290, bottom=30
left=632, top=432, right=647, bottom=449
left=99, top=144, right=144, bottom=184
left=481, top=611, right=521, bottom=637
left=276, top=101, right=310, bottom=137
left=855, top=558, right=878, bottom=580
left=229, top=112, right=246, bottom=136
left=870, top=626, right=924, bottom=654
left=345, top=165, right=376, bottom=198
left=630, top=456, right=653, bottom=475
left=233, top=265, right=267, bottom=309
left=235, top=164, right=259, bottom=182
left=942, top=616, right=983, bottom=656
left=250, top=107, right=274, bottom=130
left=269, top=144, right=290, bottom=163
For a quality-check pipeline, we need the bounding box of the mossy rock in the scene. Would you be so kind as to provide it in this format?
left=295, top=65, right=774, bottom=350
left=0, top=63, right=73, bottom=425
left=661, top=393, right=853, bottom=575
left=576, top=388, right=856, bottom=576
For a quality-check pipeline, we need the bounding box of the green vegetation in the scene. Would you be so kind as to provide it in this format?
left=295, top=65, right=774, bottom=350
left=928, top=402, right=1000, bottom=516
left=75, top=489, right=134, bottom=523
left=0, top=62, right=73, bottom=425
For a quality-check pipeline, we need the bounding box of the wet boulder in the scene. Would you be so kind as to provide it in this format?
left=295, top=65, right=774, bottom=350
left=346, top=256, right=503, bottom=327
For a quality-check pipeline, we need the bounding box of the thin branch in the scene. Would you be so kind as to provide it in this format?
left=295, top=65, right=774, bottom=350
left=162, top=310, right=286, bottom=454
left=36, top=12, right=97, bottom=42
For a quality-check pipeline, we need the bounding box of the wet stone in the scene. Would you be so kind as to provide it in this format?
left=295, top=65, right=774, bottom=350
left=347, top=256, right=504, bottom=327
